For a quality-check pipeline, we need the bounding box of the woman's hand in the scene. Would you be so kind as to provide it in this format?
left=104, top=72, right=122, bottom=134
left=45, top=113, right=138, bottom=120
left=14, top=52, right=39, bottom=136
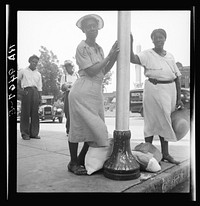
left=103, top=41, right=119, bottom=74
left=108, top=41, right=119, bottom=60
left=174, top=77, right=184, bottom=110
left=176, top=99, right=184, bottom=110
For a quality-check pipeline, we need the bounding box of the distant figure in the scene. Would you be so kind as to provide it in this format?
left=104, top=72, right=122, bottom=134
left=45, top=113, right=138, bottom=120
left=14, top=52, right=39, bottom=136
left=130, top=29, right=184, bottom=164
left=17, top=55, right=42, bottom=140
left=67, top=14, right=119, bottom=175
left=60, top=60, right=78, bottom=135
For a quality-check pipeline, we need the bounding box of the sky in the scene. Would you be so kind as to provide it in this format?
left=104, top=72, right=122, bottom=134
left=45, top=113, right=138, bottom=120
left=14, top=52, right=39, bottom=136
left=17, top=10, right=191, bottom=92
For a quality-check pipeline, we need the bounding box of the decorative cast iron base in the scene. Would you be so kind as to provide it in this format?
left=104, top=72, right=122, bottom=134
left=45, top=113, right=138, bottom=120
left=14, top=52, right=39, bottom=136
left=103, top=130, right=140, bottom=180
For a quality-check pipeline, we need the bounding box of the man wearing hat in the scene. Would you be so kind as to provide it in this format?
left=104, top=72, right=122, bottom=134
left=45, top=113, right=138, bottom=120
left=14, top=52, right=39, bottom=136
left=60, top=60, right=78, bottom=135
left=17, top=55, right=42, bottom=140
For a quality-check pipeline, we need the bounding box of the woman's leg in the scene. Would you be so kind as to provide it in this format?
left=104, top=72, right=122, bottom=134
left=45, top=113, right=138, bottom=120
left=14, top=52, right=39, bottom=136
left=78, top=142, right=89, bottom=166
left=145, top=136, right=153, bottom=143
left=159, top=136, right=180, bottom=164
left=68, top=141, right=78, bottom=164
left=68, top=141, right=87, bottom=175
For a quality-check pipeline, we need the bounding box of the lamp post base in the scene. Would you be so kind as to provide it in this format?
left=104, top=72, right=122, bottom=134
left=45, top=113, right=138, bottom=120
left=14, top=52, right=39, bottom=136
left=103, top=130, right=140, bottom=180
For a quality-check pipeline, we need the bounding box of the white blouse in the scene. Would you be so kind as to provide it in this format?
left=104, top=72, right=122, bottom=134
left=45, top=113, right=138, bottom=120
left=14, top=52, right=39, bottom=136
left=138, top=49, right=181, bottom=81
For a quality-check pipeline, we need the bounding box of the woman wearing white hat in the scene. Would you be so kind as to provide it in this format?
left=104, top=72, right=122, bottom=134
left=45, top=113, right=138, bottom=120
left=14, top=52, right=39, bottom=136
left=67, top=14, right=119, bottom=175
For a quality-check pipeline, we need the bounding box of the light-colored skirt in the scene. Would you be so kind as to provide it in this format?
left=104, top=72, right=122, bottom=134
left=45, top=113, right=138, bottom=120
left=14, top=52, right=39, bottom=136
left=143, top=79, right=177, bottom=142
left=68, top=77, right=109, bottom=147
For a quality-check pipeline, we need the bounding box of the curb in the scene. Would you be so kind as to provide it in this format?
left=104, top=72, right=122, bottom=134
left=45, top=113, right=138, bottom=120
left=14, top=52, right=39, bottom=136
left=123, top=160, right=190, bottom=193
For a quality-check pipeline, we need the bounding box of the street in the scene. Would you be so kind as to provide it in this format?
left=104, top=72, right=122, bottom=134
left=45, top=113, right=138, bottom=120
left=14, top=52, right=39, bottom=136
left=17, top=110, right=190, bottom=145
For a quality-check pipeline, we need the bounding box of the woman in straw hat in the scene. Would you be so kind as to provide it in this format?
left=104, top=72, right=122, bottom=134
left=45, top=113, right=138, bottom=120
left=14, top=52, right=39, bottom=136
left=67, top=14, right=119, bottom=175
left=130, top=29, right=186, bottom=165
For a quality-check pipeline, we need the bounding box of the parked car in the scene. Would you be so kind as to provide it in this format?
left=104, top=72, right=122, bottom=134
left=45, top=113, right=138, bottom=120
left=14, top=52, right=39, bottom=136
left=129, top=88, right=144, bottom=116
left=17, top=100, right=21, bottom=121
left=38, top=95, right=64, bottom=123
left=38, top=105, right=63, bottom=123
left=130, top=88, right=190, bottom=117
left=17, top=96, right=64, bottom=123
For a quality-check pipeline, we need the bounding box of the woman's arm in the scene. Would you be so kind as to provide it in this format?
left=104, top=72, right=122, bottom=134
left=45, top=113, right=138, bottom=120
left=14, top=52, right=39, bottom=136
left=85, top=41, right=119, bottom=77
left=104, top=43, right=119, bottom=74
left=130, top=33, right=141, bottom=65
left=104, top=54, right=117, bottom=75
left=174, top=76, right=184, bottom=109
left=131, top=54, right=141, bottom=65
left=84, top=56, right=111, bottom=77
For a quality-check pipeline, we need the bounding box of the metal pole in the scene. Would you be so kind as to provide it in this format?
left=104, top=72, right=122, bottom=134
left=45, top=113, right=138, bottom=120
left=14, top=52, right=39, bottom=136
left=135, top=45, right=142, bottom=88
left=103, top=11, right=140, bottom=180
left=115, top=11, right=131, bottom=131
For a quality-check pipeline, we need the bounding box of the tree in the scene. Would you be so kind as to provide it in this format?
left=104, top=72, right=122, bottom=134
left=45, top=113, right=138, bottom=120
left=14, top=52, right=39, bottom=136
left=103, top=71, right=113, bottom=92
left=176, top=62, right=183, bottom=69
left=37, top=46, right=62, bottom=100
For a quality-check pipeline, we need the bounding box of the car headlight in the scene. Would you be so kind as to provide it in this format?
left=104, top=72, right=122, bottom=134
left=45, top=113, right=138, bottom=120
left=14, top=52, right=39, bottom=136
left=57, top=108, right=62, bottom=112
left=39, top=107, right=43, bottom=113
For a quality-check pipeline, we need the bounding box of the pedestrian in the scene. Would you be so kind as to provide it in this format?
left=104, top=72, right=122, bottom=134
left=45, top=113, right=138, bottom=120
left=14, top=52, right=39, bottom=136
left=60, top=60, right=78, bottom=135
left=67, top=14, right=119, bottom=175
left=130, top=29, right=184, bottom=164
left=17, top=55, right=43, bottom=140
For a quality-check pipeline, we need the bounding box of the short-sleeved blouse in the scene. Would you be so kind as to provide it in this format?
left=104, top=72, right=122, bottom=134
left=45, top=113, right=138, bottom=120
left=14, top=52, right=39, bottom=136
left=75, top=40, right=105, bottom=83
left=138, top=49, right=181, bottom=81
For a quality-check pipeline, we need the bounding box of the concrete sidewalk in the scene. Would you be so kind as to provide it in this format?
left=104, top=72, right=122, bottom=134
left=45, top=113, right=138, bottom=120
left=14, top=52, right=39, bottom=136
left=17, top=128, right=191, bottom=193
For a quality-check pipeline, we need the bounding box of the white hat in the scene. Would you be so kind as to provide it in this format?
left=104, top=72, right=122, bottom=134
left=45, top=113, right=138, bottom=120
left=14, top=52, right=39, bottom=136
left=76, top=14, right=104, bottom=31
left=171, top=108, right=190, bottom=141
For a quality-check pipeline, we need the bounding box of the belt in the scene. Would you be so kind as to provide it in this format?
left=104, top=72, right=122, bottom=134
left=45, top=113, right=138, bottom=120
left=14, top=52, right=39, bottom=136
left=148, top=78, right=174, bottom=85
left=24, top=86, right=37, bottom=90
left=24, top=86, right=38, bottom=92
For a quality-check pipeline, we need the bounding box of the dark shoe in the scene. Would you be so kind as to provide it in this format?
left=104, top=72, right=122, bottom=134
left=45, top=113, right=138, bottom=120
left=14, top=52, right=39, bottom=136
left=67, top=162, right=87, bottom=175
left=22, top=134, right=30, bottom=140
left=162, top=154, right=180, bottom=165
left=30, top=135, right=41, bottom=139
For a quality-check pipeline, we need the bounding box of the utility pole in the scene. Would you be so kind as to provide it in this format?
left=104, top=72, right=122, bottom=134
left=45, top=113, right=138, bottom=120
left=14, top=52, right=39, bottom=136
left=103, top=11, right=140, bottom=180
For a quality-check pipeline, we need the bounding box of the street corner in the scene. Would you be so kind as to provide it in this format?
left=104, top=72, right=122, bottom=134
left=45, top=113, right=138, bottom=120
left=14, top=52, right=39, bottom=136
left=123, top=159, right=190, bottom=193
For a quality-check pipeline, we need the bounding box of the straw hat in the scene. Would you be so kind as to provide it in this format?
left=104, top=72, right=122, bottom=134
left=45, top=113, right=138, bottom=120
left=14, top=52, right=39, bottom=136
left=134, top=142, right=162, bottom=163
left=76, top=14, right=104, bottom=31
left=171, top=108, right=190, bottom=141
left=64, top=60, right=73, bottom=67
